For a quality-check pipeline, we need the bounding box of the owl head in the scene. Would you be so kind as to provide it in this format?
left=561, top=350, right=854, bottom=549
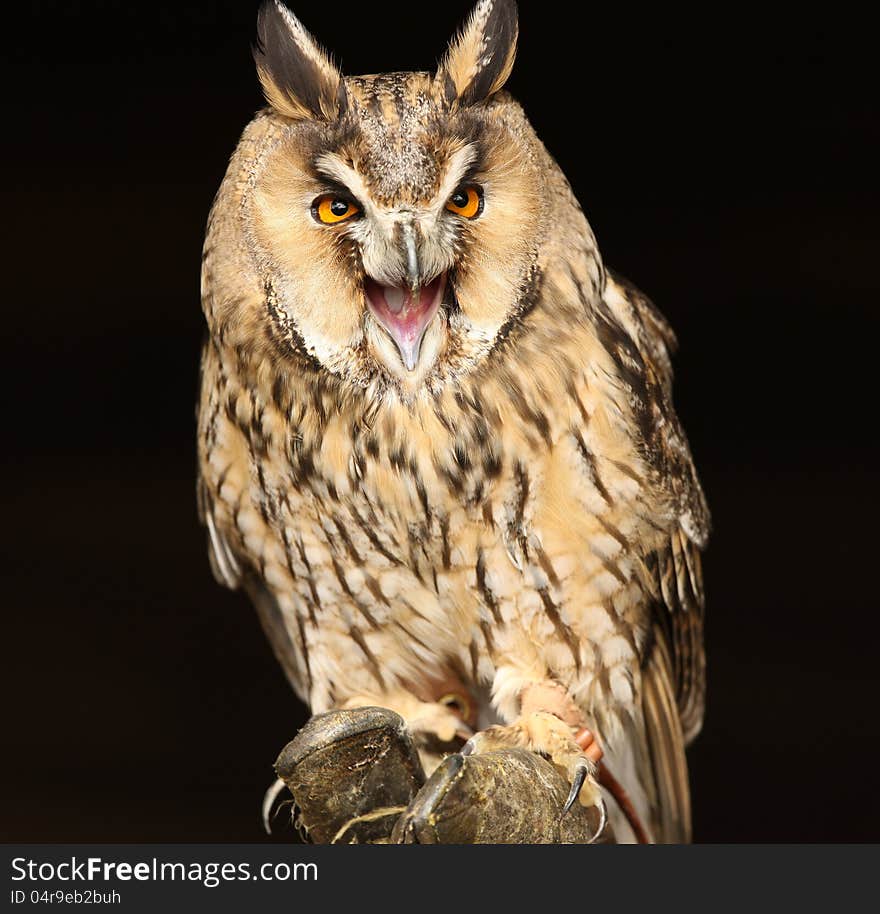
left=211, top=0, right=591, bottom=396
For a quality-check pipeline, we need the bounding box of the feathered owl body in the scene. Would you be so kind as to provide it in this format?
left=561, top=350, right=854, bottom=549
left=198, top=0, right=709, bottom=843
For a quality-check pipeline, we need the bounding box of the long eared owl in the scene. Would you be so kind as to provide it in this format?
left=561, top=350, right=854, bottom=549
left=198, top=0, right=709, bottom=843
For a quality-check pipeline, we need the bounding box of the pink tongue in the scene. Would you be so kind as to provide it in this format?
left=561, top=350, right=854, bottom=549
left=382, top=285, right=409, bottom=315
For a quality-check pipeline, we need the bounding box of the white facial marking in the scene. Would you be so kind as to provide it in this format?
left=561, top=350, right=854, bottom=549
left=310, top=144, right=483, bottom=381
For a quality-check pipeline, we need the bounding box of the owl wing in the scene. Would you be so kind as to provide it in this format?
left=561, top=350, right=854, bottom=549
left=196, top=340, right=304, bottom=692
left=198, top=466, right=306, bottom=693
left=196, top=471, right=242, bottom=590
left=600, top=269, right=709, bottom=737
left=598, top=271, right=710, bottom=841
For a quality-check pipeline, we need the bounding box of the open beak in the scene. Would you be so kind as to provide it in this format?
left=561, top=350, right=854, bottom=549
left=365, top=272, right=445, bottom=371
left=364, top=221, right=445, bottom=372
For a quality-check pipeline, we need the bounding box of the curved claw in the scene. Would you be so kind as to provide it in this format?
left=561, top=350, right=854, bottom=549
left=586, top=795, right=608, bottom=844
left=562, top=760, right=607, bottom=844
left=262, top=777, right=288, bottom=835
left=562, top=761, right=588, bottom=815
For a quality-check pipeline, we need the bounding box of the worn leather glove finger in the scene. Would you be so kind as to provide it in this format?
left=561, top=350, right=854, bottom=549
left=392, top=747, right=610, bottom=844
left=274, top=707, right=425, bottom=844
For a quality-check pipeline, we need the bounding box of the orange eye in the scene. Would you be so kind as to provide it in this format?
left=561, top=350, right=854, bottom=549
left=445, top=185, right=483, bottom=219
left=312, top=194, right=360, bottom=225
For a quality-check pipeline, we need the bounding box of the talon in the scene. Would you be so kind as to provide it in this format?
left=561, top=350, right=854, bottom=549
left=587, top=795, right=608, bottom=844
left=461, top=736, right=478, bottom=756
left=562, top=758, right=607, bottom=843
left=562, top=760, right=588, bottom=815
left=262, top=777, right=288, bottom=835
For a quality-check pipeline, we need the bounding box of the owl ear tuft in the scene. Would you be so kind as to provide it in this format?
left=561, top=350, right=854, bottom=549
left=437, top=0, right=518, bottom=108
left=253, top=1, right=346, bottom=121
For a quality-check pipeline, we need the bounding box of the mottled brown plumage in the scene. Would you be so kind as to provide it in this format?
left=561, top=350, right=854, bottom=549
left=198, top=0, right=709, bottom=843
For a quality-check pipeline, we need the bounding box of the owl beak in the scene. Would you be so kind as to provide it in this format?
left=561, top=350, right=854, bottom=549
left=400, top=220, right=421, bottom=295
left=364, top=219, right=445, bottom=372
left=364, top=272, right=446, bottom=372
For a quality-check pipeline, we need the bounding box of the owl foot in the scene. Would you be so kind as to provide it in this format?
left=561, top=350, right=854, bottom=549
left=462, top=711, right=607, bottom=843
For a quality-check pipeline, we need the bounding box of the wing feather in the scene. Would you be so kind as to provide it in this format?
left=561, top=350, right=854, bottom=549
left=597, top=271, right=710, bottom=840
left=197, top=474, right=242, bottom=590
left=601, top=270, right=709, bottom=740
left=642, top=625, right=691, bottom=842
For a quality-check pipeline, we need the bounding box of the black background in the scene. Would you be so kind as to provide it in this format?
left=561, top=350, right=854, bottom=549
left=4, top=1, right=878, bottom=842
